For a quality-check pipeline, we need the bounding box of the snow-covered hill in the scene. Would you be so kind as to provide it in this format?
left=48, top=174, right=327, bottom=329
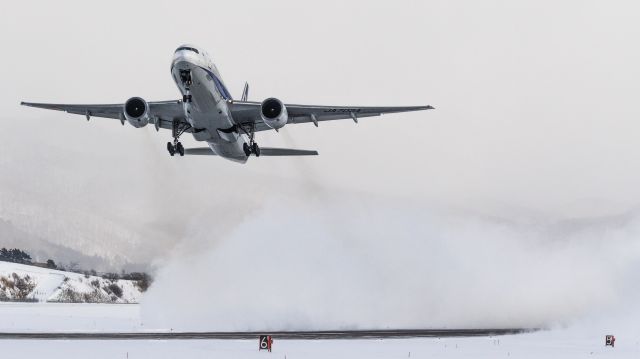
left=0, top=261, right=143, bottom=303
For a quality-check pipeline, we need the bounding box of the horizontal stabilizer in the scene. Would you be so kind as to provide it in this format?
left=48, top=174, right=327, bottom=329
left=184, top=148, right=217, bottom=155
left=184, top=147, right=318, bottom=156
left=260, top=148, right=319, bottom=156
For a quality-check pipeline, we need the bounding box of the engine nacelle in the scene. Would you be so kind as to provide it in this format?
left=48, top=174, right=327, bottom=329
left=123, top=97, right=150, bottom=128
left=260, top=97, right=288, bottom=129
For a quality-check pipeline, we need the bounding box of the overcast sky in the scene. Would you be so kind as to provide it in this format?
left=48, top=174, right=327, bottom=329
left=0, top=1, right=640, bottom=253
left=2, top=0, right=640, bottom=329
left=0, top=0, right=639, bottom=263
left=3, top=1, right=639, bottom=202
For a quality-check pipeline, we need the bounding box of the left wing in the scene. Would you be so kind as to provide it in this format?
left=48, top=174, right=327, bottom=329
left=20, top=100, right=187, bottom=131
left=229, top=101, right=434, bottom=132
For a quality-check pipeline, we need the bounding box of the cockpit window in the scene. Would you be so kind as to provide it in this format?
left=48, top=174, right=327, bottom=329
left=175, top=47, right=199, bottom=54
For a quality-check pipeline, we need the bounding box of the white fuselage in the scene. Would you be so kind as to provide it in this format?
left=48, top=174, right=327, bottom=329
left=170, top=45, right=249, bottom=163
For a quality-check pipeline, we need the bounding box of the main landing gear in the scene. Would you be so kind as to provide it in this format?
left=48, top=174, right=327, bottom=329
left=167, top=121, right=191, bottom=157
left=243, top=142, right=260, bottom=157
left=240, top=122, right=260, bottom=157
left=167, top=141, right=184, bottom=156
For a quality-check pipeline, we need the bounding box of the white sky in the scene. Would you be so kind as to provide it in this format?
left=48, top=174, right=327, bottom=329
left=1, top=0, right=640, bottom=262
left=2, top=0, right=640, bottom=330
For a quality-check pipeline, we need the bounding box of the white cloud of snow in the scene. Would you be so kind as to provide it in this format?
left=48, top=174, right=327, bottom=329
left=142, top=191, right=640, bottom=330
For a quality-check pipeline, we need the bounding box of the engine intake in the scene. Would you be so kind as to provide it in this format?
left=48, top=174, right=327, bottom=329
left=123, top=97, right=150, bottom=128
left=260, top=97, right=288, bottom=129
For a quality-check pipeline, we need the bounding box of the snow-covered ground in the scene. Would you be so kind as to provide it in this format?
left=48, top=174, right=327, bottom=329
left=0, top=303, right=638, bottom=358
left=0, top=328, right=637, bottom=358
left=0, top=303, right=143, bottom=332
left=0, top=261, right=143, bottom=303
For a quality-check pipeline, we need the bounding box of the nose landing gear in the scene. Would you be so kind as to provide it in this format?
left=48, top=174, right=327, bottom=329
left=179, top=69, right=193, bottom=103
left=179, top=69, right=192, bottom=87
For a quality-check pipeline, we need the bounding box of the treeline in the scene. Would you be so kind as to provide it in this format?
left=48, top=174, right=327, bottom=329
left=0, top=247, right=152, bottom=291
left=101, top=272, right=152, bottom=292
left=1, top=247, right=58, bottom=269
left=0, top=248, right=33, bottom=264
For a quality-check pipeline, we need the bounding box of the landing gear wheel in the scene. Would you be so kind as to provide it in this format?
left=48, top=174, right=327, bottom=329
left=168, top=120, right=192, bottom=157
left=239, top=122, right=260, bottom=157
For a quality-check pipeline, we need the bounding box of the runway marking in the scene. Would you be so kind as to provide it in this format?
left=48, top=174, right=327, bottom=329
left=0, top=329, right=537, bottom=340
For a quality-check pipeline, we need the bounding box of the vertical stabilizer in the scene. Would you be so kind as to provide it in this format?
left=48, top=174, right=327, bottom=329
left=241, top=82, right=249, bottom=101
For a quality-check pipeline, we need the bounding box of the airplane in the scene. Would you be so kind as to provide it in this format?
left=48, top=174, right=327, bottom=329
left=22, top=44, right=434, bottom=163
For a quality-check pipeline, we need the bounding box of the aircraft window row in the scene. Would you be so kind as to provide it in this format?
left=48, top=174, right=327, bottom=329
left=176, top=47, right=199, bottom=54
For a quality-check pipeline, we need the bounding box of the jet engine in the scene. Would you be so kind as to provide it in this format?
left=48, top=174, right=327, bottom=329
left=260, top=97, right=288, bottom=129
left=123, top=97, right=150, bottom=128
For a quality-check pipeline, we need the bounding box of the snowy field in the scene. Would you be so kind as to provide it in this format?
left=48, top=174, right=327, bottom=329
left=0, top=329, right=637, bottom=359
left=0, top=303, right=143, bottom=332
left=0, top=261, right=142, bottom=303
left=0, top=303, right=638, bottom=358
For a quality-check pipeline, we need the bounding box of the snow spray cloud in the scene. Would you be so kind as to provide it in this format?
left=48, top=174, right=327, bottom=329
left=141, top=191, right=640, bottom=331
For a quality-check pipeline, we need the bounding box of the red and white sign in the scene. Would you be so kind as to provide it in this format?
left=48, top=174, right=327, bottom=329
left=259, top=335, right=273, bottom=352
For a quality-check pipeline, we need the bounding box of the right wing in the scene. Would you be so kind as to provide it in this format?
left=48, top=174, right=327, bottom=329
left=20, top=100, right=188, bottom=131
left=229, top=101, right=433, bottom=132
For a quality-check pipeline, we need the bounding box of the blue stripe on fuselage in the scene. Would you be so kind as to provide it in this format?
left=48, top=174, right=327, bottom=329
left=199, top=66, right=233, bottom=101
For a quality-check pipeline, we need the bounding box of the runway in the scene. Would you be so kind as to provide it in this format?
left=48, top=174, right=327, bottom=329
left=0, top=328, right=536, bottom=340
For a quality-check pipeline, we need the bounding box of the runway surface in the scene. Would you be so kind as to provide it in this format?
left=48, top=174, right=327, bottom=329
left=0, top=328, right=536, bottom=340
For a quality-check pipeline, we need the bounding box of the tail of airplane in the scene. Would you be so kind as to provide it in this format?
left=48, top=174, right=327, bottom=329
left=240, top=82, right=249, bottom=101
